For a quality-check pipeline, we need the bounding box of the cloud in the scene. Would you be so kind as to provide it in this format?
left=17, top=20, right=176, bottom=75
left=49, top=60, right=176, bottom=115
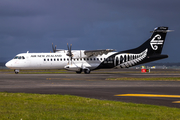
left=0, top=0, right=180, bottom=62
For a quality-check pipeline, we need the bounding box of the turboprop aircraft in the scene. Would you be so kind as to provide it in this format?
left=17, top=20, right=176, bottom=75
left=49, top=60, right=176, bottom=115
left=6, top=26, right=171, bottom=74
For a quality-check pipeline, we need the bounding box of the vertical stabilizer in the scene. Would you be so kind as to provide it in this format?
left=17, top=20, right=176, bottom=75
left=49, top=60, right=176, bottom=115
left=137, top=26, right=169, bottom=56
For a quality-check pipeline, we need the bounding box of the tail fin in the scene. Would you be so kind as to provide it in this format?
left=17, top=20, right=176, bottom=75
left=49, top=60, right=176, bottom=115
left=138, top=26, right=169, bottom=56
left=123, top=26, right=170, bottom=56
left=116, top=26, right=171, bottom=67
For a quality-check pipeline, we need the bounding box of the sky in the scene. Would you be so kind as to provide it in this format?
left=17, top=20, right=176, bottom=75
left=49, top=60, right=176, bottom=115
left=0, top=0, right=180, bottom=62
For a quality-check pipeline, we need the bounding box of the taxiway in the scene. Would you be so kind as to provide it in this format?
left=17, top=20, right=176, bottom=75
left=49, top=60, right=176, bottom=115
left=0, top=69, right=180, bottom=108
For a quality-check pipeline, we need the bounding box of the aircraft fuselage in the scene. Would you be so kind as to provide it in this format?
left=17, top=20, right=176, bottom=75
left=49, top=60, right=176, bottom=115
left=6, top=50, right=116, bottom=71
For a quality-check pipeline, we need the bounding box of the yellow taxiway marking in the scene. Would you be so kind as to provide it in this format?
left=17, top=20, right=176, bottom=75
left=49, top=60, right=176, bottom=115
left=172, top=101, right=180, bottom=103
left=115, top=94, right=180, bottom=98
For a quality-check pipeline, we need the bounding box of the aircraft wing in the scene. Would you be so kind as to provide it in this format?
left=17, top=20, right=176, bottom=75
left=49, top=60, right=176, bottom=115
left=84, top=49, right=115, bottom=57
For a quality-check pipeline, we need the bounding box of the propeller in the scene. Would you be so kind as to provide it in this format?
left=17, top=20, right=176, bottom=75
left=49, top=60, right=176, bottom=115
left=52, top=43, right=57, bottom=53
left=66, top=43, right=74, bottom=65
left=66, top=43, right=73, bottom=59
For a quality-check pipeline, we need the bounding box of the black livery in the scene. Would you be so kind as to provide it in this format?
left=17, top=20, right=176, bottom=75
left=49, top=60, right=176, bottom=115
left=95, top=26, right=170, bottom=70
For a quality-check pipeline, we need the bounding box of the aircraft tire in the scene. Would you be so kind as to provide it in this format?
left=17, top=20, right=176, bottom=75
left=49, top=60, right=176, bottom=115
left=84, top=69, right=90, bottom=74
left=14, top=69, right=19, bottom=74
left=76, top=69, right=82, bottom=74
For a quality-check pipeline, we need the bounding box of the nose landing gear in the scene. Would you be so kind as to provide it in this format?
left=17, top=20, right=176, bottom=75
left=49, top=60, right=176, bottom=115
left=14, top=69, right=19, bottom=74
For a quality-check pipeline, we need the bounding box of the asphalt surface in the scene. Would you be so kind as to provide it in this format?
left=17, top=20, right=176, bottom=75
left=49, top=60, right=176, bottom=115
left=1, top=69, right=180, bottom=108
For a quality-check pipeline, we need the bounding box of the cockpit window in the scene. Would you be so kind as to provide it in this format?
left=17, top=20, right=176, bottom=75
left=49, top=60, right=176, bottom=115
left=14, top=56, right=19, bottom=59
left=13, top=56, right=25, bottom=59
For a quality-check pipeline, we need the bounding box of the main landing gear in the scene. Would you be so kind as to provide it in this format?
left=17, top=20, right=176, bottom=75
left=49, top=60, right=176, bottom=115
left=14, top=69, right=19, bottom=74
left=76, top=69, right=82, bottom=74
left=76, top=68, right=91, bottom=74
left=84, top=68, right=91, bottom=74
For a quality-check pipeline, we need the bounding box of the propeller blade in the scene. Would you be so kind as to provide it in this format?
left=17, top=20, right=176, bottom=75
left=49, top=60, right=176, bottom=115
left=67, top=43, right=69, bottom=51
left=52, top=43, right=57, bottom=53
left=52, top=43, right=55, bottom=53
left=55, top=45, right=57, bottom=52
left=70, top=44, right=72, bottom=52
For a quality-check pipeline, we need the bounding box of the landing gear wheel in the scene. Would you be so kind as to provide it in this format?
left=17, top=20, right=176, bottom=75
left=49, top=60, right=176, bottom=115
left=14, top=69, right=19, bottom=74
left=76, top=69, right=82, bottom=74
left=84, top=69, right=91, bottom=74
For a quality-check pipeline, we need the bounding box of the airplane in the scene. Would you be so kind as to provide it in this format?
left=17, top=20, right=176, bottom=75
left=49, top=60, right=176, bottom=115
left=5, top=26, right=172, bottom=74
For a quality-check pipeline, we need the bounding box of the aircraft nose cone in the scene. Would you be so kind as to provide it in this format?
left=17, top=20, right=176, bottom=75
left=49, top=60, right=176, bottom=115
left=5, top=61, right=11, bottom=68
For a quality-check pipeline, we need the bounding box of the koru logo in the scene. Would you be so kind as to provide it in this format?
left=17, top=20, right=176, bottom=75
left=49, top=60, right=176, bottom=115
left=150, top=34, right=164, bottom=50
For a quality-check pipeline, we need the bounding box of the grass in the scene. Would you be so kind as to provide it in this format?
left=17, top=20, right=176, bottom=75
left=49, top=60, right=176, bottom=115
left=107, top=77, right=180, bottom=81
left=0, top=92, right=180, bottom=120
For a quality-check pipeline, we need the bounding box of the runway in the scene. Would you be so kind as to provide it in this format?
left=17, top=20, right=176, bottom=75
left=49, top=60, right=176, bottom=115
left=1, top=69, right=180, bottom=108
